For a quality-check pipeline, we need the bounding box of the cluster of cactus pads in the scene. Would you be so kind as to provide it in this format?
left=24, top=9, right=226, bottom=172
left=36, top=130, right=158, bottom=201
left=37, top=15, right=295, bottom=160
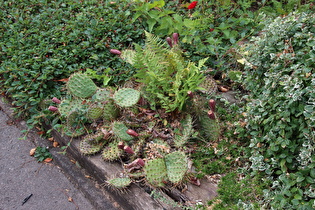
left=48, top=34, right=221, bottom=192
left=49, top=71, right=220, bottom=191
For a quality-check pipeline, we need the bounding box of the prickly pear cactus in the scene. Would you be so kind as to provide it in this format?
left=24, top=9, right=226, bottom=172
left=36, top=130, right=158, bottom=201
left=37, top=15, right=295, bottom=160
left=83, top=132, right=104, bottom=144
left=144, top=158, right=168, bottom=187
left=103, top=99, right=119, bottom=122
left=86, top=104, right=103, bottom=120
left=79, top=138, right=104, bottom=155
left=174, top=114, right=194, bottom=148
left=130, top=137, right=146, bottom=159
left=198, top=76, right=217, bottom=95
left=106, top=177, right=132, bottom=192
left=92, top=88, right=111, bottom=102
left=101, top=140, right=123, bottom=161
left=64, top=111, right=86, bottom=137
left=165, top=151, right=188, bottom=184
left=67, top=73, right=97, bottom=98
left=198, top=112, right=220, bottom=141
left=58, top=99, right=86, bottom=117
left=112, top=121, right=134, bottom=142
left=113, top=88, right=140, bottom=108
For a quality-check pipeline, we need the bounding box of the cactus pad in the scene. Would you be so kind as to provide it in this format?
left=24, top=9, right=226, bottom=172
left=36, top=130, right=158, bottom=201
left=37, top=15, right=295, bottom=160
left=101, top=140, right=123, bottom=161
left=79, top=138, right=104, bottom=155
left=58, top=99, right=86, bottom=117
left=112, top=121, right=134, bottom=142
left=92, top=88, right=111, bottom=102
left=106, top=177, right=132, bottom=190
left=87, top=105, right=103, bottom=120
left=165, top=151, right=188, bottom=184
left=144, top=158, right=168, bottom=187
left=67, top=73, right=97, bottom=98
left=63, top=111, right=86, bottom=137
left=83, top=132, right=104, bottom=144
left=198, top=113, right=220, bottom=142
left=103, top=99, right=119, bottom=122
left=113, top=88, right=140, bottom=107
left=174, top=114, right=194, bottom=148
left=198, top=76, right=217, bottom=95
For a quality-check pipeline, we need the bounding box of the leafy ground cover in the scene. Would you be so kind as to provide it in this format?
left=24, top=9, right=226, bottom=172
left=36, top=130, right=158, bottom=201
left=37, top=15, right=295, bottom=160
left=1, top=0, right=314, bottom=209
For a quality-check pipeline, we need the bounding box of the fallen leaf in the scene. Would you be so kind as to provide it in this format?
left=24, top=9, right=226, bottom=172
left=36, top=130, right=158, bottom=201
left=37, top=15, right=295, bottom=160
left=53, top=141, right=59, bottom=147
left=44, top=158, right=53, bottom=163
left=219, top=86, right=229, bottom=92
left=48, top=137, right=54, bottom=142
left=30, top=148, right=36, bottom=156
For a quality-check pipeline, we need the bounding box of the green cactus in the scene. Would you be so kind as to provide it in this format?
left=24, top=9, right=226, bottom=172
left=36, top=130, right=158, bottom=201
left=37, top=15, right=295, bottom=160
left=92, top=88, right=111, bottom=102
left=165, top=151, right=188, bottom=184
left=63, top=125, right=86, bottom=138
left=83, top=132, right=104, bottom=144
left=198, top=76, right=217, bottom=95
left=106, top=177, right=132, bottom=191
left=67, top=73, right=97, bottom=98
left=198, top=112, right=220, bottom=142
left=113, top=88, right=140, bottom=108
left=174, top=114, right=194, bottom=148
left=130, top=137, right=146, bottom=159
left=86, top=104, right=103, bottom=120
left=112, top=121, right=134, bottom=142
left=79, top=138, right=104, bottom=155
left=144, top=158, right=168, bottom=187
left=103, top=99, right=119, bottom=122
left=101, top=140, right=123, bottom=161
left=58, top=99, right=86, bottom=117
left=64, top=111, right=86, bottom=137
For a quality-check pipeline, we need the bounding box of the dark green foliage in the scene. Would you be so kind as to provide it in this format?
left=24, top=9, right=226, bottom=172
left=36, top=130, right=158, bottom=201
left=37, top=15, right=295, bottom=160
left=34, top=146, right=52, bottom=162
left=0, top=0, right=144, bottom=126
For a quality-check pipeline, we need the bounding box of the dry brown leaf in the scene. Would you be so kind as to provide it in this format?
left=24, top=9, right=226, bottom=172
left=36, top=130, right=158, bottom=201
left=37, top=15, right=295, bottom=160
left=53, top=141, right=59, bottom=147
left=219, top=86, right=229, bottom=92
left=48, top=137, right=54, bottom=142
left=44, top=158, right=53, bottom=163
left=29, top=148, right=36, bottom=156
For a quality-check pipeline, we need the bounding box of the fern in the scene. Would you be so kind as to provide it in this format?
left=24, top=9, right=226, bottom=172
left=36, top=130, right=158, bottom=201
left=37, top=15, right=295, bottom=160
left=121, top=32, right=206, bottom=112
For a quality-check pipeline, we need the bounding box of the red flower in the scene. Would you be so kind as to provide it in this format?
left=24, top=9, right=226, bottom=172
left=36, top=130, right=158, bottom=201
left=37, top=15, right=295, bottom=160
left=188, top=1, right=198, bottom=9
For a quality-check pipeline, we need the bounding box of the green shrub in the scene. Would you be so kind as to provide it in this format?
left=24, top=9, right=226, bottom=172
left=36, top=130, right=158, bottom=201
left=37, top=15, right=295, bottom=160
left=240, top=12, right=315, bottom=208
left=0, top=0, right=144, bottom=126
